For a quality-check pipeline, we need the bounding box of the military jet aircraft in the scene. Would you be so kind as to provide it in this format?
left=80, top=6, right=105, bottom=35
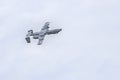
left=25, top=22, right=62, bottom=45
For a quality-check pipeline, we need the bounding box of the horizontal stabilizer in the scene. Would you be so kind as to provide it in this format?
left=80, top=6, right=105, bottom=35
left=25, top=37, right=31, bottom=43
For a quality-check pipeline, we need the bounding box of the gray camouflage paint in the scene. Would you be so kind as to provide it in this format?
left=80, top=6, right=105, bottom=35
left=25, top=22, right=62, bottom=45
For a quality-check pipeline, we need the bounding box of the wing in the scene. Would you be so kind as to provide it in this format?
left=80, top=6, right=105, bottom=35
left=41, top=22, right=50, bottom=30
left=47, top=29, right=62, bottom=35
left=37, top=35, right=45, bottom=45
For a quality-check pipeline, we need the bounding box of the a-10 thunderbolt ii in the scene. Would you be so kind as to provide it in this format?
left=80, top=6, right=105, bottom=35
left=25, top=22, right=62, bottom=45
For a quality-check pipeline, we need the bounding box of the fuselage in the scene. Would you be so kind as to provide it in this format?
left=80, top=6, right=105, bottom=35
left=25, top=22, right=62, bottom=45
left=32, top=29, right=48, bottom=39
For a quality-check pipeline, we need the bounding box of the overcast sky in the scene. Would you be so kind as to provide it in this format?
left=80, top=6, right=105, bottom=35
left=0, top=0, right=120, bottom=80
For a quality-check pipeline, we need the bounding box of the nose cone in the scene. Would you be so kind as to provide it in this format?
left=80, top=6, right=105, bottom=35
left=56, top=29, right=62, bottom=33
left=59, top=29, right=62, bottom=32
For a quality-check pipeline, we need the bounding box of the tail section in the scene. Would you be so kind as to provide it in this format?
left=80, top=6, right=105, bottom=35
left=25, top=37, right=31, bottom=43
